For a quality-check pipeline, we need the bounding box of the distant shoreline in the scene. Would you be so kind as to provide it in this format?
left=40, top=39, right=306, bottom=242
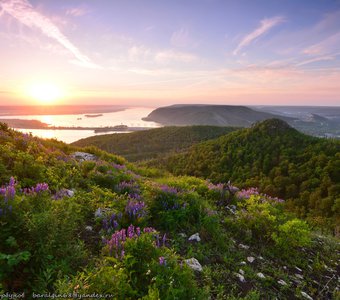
left=0, top=105, right=127, bottom=116
left=0, top=119, right=152, bottom=132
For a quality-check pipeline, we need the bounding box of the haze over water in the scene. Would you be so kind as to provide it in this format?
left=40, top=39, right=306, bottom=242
left=0, top=106, right=160, bottom=143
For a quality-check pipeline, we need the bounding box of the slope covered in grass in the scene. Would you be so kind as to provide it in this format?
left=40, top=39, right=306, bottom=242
left=0, top=122, right=339, bottom=299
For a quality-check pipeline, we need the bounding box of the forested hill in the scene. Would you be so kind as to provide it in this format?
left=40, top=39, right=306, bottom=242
left=142, top=104, right=294, bottom=126
left=72, top=125, right=238, bottom=161
left=148, top=119, right=340, bottom=227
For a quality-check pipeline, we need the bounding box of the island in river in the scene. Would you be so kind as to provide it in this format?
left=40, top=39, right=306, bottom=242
left=0, top=119, right=150, bottom=132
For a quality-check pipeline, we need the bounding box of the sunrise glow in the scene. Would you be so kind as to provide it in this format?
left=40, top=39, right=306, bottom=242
left=0, top=0, right=339, bottom=106
left=27, top=83, right=64, bottom=105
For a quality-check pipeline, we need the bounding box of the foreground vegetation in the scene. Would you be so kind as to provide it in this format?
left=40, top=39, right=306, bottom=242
left=0, top=122, right=339, bottom=299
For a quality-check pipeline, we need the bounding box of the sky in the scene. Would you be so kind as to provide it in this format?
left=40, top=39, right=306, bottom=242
left=0, top=0, right=340, bottom=106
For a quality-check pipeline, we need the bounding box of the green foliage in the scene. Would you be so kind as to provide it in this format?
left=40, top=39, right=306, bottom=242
left=149, top=119, right=340, bottom=230
left=237, top=195, right=278, bottom=242
left=272, top=219, right=312, bottom=250
left=57, top=232, right=204, bottom=299
left=72, top=125, right=238, bottom=161
left=0, top=123, right=339, bottom=299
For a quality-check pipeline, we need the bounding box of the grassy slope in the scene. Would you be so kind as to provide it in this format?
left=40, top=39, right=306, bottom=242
left=0, top=122, right=339, bottom=299
left=72, top=125, right=238, bottom=161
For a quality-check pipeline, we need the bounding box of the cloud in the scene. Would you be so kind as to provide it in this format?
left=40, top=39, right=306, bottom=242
left=155, top=50, right=197, bottom=63
left=128, top=46, right=151, bottom=62
left=0, top=0, right=98, bottom=68
left=126, top=45, right=198, bottom=65
left=303, top=31, right=340, bottom=55
left=66, top=7, right=90, bottom=17
left=295, top=55, right=336, bottom=67
left=233, top=16, right=285, bottom=55
left=171, top=28, right=197, bottom=48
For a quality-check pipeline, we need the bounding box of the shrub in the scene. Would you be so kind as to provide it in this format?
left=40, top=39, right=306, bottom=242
left=272, top=219, right=312, bottom=250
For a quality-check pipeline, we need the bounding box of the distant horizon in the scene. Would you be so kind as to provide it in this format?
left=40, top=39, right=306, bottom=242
left=1, top=103, right=340, bottom=108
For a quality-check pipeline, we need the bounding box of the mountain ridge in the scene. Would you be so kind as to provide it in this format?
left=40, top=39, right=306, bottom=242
left=142, top=105, right=295, bottom=127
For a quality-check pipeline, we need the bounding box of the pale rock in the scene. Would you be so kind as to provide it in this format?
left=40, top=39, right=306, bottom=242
left=235, top=273, right=245, bottom=282
left=95, top=208, right=102, bottom=218
left=239, top=269, right=245, bottom=275
left=301, top=291, right=313, bottom=300
left=257, top=272, right=265, bottom=279
left=278, top=279, right=287, bottom=286
left=179, top=233, right=187, bottom=238
left=71, top=152, right=97, bottom=161
left=64, top=189, right=74, bottom=197
left=239, top=244, right=250, bottom=250
left=85, top=226, right=93, bottom=231
left=247, top=256, right=255, bottom=263
left=295, top=274, right=304, bottom=280
left=188, top=233, right=201, bottom=242
left=295, top=266, right=302, bottom=272
left=240, top=261, right=247, bottom=265
left=184, top=258, right=203, bottom=272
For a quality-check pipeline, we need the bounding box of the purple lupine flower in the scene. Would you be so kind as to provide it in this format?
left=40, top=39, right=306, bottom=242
left=159, top=256, right=166, bottom=266
left=143, top=227, right=156, bottom=233
left=160, top=185, right=178, bottom=194
left=136, top=227, right=141, bottom=236
left=9, top=177, right=16, bottom=187
left=236, top=187, right=284, bottom=203
left=0, top=177, right=16, bottom=202
left=23, top=182, right=49, bottom=195
left=34, top=183, right=49, bottom=193
left=113, top=220, right=119, bottom=229
left=236, top=187, right=260, bottom=199
left=117, top=181, right=140, bottom=194
left=127, top=224, right=135, bottom=238
left=0, top=178, right=17, bottom=216
left=112, top=163, right=126, bottom=170
left=125, top=200, right=147, bottom=219
left=162, top=234, right=166, bottom=247
left=129, top=193, right=142, bottom=200
left=103, top=219, right=109, bottom=231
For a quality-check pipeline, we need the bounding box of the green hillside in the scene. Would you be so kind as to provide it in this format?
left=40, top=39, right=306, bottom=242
left=148, top=119, right=340, bottom=229
left=72, top=125, right=238, bottom=161
left=142, top=104, right=293, bottom=126
left=0, top=122, right=339, bottom=299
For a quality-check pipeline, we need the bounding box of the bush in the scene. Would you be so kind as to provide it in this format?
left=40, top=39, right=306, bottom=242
left=272, top=219, right=312, bottom=250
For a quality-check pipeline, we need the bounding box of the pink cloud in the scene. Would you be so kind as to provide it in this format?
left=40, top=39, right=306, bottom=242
left=233, top=16, right=285, bottom=55
left=0, top=0, right=98, bottom=68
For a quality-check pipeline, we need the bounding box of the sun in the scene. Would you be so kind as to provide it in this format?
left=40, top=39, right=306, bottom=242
left=27, top=83, right=64, bottom=104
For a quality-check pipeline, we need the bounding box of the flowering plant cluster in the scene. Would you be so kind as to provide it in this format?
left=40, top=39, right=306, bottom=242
left=22, top=182, right=49, bottom=195
left=102, top=212, right=122, bottom=232
left=160, top=185, right=178, bottom=194
left=0, top=177, right=16, bottom=202
left=111, top=163, right=126, bottom=170
left=117, top=181, right=140, bottom=195
left=106, top=225, right=166, bottom=259
left=0, top=177, right=16, bottom=216
left=237, top=187, right=284, bottom=203
left=125, top=200, right=147, bottom=219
